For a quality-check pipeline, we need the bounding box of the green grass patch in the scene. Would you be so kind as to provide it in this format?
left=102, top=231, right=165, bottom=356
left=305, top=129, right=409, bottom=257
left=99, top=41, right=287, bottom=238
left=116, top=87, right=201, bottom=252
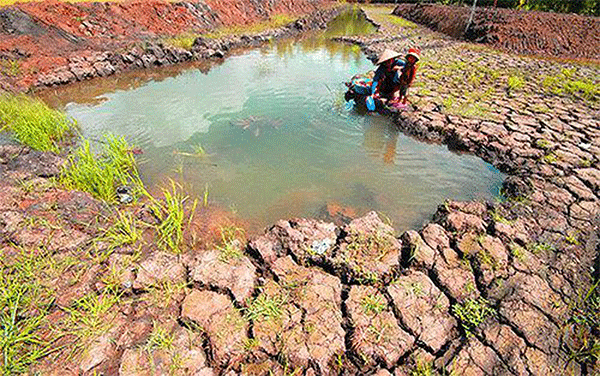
left=452, top=297, right=494, bottom=335
left=0, top=246, right=83, bottom=374
left=541, top=68, right=599, bottom=102
left=216, top=225, right=246, bottom=262
left=59, top=134, right=143, bottom=203
left=163, top=34, right=197, bottom=51
left=0, top=59, right=21, bottom=77
left=245, top=294, right=285, bottom=322
left=61, top=292, right=120, bottom=360
left=360, top=293, right=387, bottom=315
left=100, top=210, right=141, bottom=250
left=201, top=14, right=297, bottom=39
left=149, top=180, right=190, bottom=254
left=507, top=75, right=525, bottom=91
left=565, top=281, right=600, bottom=365
left=0, top=94, right=77, bottom=153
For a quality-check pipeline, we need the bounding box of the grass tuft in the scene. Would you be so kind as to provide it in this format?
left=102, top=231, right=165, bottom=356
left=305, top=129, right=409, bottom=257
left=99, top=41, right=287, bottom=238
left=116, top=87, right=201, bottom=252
left=150, top=180, right=188, bottom=254
left=101, top=210, right=141, bottom=249
left=202, top=14, right=296, bottom=39
left=216, top=225, right=245, bottom=262
left=360, top=294, right=387, bottom=315
left=452, top=297, right=494, bottom=335
left=60, top=134, right=143, bottom=202
left=0, top=93, right=77, bottom=153
left=245, top=294, right=285, bottom=322
left=163, top=34, right=197, bottom=50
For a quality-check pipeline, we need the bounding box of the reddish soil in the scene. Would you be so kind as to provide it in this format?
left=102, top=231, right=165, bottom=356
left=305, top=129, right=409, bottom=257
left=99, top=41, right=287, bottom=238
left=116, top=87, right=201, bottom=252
left=393, top=3, right=600, bottom=61
left=0, top=0, right=333, bottom=90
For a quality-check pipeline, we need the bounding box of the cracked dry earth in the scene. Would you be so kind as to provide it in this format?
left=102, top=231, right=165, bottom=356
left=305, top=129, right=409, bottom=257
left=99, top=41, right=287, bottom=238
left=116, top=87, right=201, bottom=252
left=1, top=5, right=600, bottom=376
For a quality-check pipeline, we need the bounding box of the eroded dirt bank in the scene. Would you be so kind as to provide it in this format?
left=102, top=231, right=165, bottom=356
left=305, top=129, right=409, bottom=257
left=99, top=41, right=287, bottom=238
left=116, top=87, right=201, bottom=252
left=1, top=3, right=599, bottom=376
left=0, top=0, right=337, bottom=90
left=392, top=3, right=600, bottom=61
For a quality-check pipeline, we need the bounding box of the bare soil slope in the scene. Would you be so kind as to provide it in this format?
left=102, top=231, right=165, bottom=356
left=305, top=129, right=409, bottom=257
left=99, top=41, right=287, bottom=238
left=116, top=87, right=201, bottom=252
left=393, top=3, right=600, bottom=61
left=0, top=0, right=334, bottom=89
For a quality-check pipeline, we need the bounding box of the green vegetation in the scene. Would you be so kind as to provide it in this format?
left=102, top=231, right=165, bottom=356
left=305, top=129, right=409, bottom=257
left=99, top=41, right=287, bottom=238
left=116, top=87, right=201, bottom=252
left=245, top=294, right=285, bottom=322
left=542, top=68, right=600, bottom=102
left=60, top=134, right=143, bottom=202
left=61, top=292, right=120, bottom=359
left=150, top=180, right=192, bottom=254
left=509, top=242, right=526, bottom=262
left=564, top=282, right=600, bottom=364
left=145, top=321, right=174, bottom=352
left=542, top=152, right=558, bottom=164
left=0, top=246, right=84, bottom=374
left=564, top=231, right=580, bottom=245
left=202, top=14, right=297, bottom=39
left=0, top=59, right=21, bottom=77
left=163, top=34, right=197, bottom=50
left=535, top=138, right=552, bottom=150
left=452, top=297, right=494, bottom=335
left=360, top=293, right=387, bottom=315
left=0, top=94, right=77, bottom=153
left=216, top=225, right=245, bottom=262
left=101, top=210, right=141, bottom=250
left=424, top=0, right=599, bottom=16
left=507, top=75, right=525, bottom=91
left=527, top=241, right=554, bottom=254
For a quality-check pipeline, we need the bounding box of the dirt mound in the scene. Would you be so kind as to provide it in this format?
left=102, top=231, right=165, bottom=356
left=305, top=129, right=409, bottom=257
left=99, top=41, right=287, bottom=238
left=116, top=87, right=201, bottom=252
left=0, top=0, right=334, bottom=90
left=393, top=3, right=600, bottom=61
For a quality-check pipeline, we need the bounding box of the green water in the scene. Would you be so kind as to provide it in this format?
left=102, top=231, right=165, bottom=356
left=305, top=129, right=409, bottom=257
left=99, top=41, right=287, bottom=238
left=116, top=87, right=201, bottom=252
left=44, top=11, right=504, bottom=233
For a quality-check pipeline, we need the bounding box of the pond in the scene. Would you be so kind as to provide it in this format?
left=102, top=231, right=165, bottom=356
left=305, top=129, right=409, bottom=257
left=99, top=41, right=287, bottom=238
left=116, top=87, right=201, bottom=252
left=41, top=10, right=505, bottom=233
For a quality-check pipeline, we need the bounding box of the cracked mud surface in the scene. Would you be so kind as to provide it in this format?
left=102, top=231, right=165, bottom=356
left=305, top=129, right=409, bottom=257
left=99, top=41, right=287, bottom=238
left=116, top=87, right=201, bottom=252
left=1, top=3, right=599, bottom=376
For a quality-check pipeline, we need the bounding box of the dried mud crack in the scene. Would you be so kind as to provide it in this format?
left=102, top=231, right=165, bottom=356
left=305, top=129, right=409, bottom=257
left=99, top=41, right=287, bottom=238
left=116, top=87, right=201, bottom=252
left=1, top=2, right=599, bottom=376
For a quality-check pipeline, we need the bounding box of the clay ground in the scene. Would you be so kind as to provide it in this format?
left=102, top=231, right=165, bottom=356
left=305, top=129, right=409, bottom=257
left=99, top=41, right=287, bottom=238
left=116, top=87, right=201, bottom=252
left=0, top=2, right=599, bottom=376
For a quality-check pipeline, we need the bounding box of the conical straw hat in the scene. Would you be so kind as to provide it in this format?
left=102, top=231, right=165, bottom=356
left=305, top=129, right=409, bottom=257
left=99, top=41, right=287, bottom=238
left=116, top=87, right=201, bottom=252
left=376, top=49, right=401, bottom=65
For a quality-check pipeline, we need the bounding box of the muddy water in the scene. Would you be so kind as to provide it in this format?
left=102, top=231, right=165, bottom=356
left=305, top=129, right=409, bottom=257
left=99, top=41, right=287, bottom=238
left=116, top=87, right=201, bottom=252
left=42, top=11, right=504, bottom=233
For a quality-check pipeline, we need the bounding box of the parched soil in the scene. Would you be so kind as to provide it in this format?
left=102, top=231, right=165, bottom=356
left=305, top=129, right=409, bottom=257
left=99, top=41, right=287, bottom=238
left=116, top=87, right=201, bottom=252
left=392, top=3, right=600, bottom=61
left=0, top=0, right=337, bottom=90
left=1, top=3, right=600, bottom=376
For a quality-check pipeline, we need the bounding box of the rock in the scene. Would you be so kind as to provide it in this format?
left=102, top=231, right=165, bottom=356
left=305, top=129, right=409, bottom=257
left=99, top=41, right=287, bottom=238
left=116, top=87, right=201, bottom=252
left=346, top=285, right=414, bottom=368
left=421, top=223, right=450, bottom=250
left=69, top=61, right=96, bottom=81
left=171, top=325, right=208, bottom=373
left=248, top=231, right=282, bottom=265
left=401, top=230, right=436, bottom=268
left=498, top=298, right=560, bottom=354
left=181, top=289, right=248, bottom=366
left=133, top=251, right=186, bottom=289
left=482, top=322, right=528, bottom=375
left=189, top=249, right=257, bottom=304
left=576, top=168, right=600, bottom=193
left=92, top=61, right=115, bottom=77
left=458, top=233, right=508, bottom=286
left=119, top=348, right=151, bottom=376
left=388, top=270, right=457, bottom=352
left=561, top=175, right=596, bottom=201
left=451, top=337, right=506, bottom=375
left=7, top=150, right=64, bottom=178
left=334, top=211, right=401, bottom=283
left=270, top=217, right=338, bottom=265
left=79, top=333, right=116, bottom=373
left=264, top=257, right=345, bottom=373
left=251, top=280, right=310, bottom=368
left=501, top=175, right=532, bottom=199
left=432, top=246, right=479, bottom=301
left=444, top=211, right=486, bottom=234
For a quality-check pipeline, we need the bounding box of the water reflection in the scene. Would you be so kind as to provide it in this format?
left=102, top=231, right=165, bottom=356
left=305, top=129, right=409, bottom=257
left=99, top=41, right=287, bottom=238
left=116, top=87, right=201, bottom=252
left=37, top=10, right=504, bottom=234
